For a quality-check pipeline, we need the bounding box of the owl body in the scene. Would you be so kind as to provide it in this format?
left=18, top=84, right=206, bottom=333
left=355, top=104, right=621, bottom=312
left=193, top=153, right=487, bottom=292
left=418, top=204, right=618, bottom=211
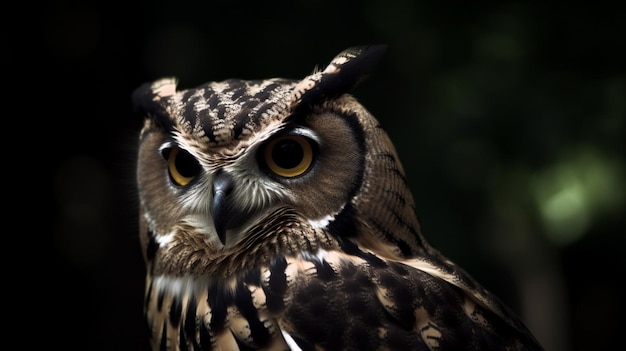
left=133, top=46, right=544, bottom=350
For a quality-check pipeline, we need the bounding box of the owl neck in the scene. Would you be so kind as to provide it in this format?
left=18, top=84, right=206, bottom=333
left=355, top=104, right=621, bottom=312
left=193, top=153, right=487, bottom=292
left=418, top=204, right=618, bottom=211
left=143, top=207, right=344, bottom=278
left=344, top=105, right=433, bottom=260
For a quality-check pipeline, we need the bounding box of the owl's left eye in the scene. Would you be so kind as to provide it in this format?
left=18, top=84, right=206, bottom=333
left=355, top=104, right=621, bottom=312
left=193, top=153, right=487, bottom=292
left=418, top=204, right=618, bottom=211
left=163, top=147, right=202, bottom=186
left=261, top=135, right=316, bottom=178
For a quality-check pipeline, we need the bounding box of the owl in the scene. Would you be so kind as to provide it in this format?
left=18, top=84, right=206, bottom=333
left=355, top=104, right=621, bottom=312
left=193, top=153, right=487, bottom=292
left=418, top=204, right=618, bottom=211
left=132, top=45, right=544, bottom=351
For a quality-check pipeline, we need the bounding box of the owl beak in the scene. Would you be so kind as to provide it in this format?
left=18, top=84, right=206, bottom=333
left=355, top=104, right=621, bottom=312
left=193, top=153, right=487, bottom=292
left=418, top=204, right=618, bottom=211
left=212, top=171, right=236, bottom=245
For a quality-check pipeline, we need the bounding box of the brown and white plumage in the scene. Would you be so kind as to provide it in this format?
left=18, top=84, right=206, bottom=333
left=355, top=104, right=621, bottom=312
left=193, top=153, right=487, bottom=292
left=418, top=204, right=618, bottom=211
left=132, top=45, right=544, bottom=350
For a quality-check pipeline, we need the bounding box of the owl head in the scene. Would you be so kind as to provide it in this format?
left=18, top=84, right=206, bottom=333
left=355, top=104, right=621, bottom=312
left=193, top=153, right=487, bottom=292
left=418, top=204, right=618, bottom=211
left=132, top=45, right=430, bottom=278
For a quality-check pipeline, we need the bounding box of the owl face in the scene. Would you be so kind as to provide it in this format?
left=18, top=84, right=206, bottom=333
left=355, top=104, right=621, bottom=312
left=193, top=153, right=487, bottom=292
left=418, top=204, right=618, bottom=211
left=137, top=93, right=365, bottom=245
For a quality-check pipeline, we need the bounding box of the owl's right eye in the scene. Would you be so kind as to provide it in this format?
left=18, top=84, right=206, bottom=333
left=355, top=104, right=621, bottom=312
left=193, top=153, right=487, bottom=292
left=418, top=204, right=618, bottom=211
left=163, top=147, right=202, bottom=186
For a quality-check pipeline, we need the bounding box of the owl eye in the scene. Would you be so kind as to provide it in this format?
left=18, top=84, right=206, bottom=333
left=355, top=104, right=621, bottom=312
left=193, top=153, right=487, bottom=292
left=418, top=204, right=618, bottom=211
left=164, top=147, right=202, bottom=186
left=262, top=135, right=315, bottom=178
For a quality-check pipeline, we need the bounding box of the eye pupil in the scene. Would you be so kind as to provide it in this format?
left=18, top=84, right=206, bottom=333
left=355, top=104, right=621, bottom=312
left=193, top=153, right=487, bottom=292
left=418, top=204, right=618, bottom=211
left=175, top=150, right=201, bottom=178
left=166, top=147, right=201, bottom=186
left=272, top=140, right=304, bottom=169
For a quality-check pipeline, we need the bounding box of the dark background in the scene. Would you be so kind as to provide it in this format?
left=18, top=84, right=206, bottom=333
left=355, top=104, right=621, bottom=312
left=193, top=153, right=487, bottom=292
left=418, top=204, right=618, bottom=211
left=17, top=1, right=624, bottom=350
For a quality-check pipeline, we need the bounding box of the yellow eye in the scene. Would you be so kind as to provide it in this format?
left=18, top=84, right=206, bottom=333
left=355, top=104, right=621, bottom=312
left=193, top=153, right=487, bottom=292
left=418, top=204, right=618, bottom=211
left=166, top=147, right=201, bottom=186
left=263, top=135, right=315, bottom=178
